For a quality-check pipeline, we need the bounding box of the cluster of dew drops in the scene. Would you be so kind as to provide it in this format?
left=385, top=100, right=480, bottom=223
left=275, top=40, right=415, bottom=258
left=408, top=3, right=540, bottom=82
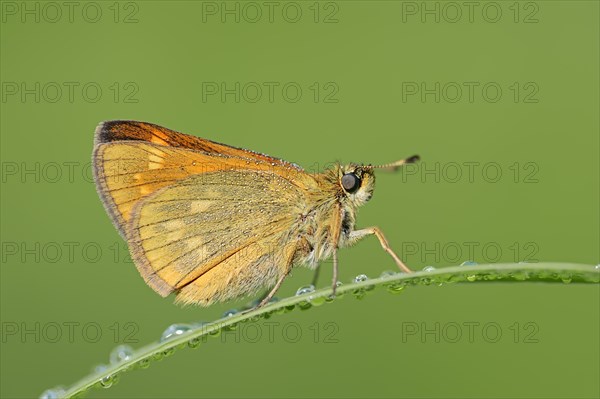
left=40, top=262, right=599, bottom=399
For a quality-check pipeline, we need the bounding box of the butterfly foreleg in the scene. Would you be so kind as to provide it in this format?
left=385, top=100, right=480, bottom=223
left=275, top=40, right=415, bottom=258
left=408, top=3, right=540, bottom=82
left=347, top=227, right=413, bottom=273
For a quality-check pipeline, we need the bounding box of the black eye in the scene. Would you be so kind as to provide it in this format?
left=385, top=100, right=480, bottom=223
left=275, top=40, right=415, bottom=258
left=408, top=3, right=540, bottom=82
left=341, top=173, right=361, bottom=193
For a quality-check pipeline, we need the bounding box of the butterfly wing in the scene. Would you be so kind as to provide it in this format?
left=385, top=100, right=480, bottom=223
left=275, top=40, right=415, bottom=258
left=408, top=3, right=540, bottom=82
left=94, top=120, right=298, bottom=167
left=126, top=169, right=308, bottom=304
left=92, top=121, right=303, bottom=237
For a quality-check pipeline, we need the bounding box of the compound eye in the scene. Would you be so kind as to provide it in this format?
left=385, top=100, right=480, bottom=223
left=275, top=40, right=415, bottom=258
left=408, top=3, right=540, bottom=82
left=341, top=173, right=361, bottom=193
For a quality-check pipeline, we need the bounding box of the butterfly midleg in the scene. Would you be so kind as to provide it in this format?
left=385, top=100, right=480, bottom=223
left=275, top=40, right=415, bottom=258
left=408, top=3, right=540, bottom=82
left=244, top=241, right=299, bottom=312
left=311, top=264, right=321, bottom=287
left=331, top=248, right=339, bottom=296
left=256, top=270, right=289, bottom=308
left=348, top=227, right=413, bottom=273
left=308, top=253, right=338, bottom=295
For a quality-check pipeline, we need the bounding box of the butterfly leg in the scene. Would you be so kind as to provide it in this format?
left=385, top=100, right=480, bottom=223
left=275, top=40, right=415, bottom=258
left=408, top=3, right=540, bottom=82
left=240, top=270, right=289, bottom=315
left=348, top=227, right=413, bottom=273
left=331, top=249, right=339, bottom=296
left=258, top=272, right=288, bottom=307
left=311, top=264, right=321, bottom=287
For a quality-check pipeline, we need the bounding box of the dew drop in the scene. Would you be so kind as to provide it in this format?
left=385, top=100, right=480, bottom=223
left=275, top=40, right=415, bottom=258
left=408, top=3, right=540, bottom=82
left=296, top=284, right=315, bottom=296
left=223, top=309, right=238, bottom=318
left=93, top=364, right=108, bottom=374
left=460, top=261, right=478, bottom=266
left=283, top=304, right=296, bottom=313
left=160, top=323, right=193, bottom=342
left=100, top=375, right=114, bottom=389
left=39, top=386, right=66, bottom=399
left=162, top=348, right=175, bottom=357
left=380, top=270, right=397, bottom=278
left=560, top=273, right=572, bottom=284
left=310, top=295, right=327, bottom=307
left=422, top=266, right=436, bottom=272
left=353, top=274, right=369, bottom=283
left=386, top=283, right=405, bottom=294
left=109, top=344, right=133, bottom=364
left=188, top=337, right=202, bottom=349
left=92, top=365, right=114, bottom=388
left=511, top=271, right=529, bottom=281
left=223, top=320, right=239, bottom=331
left=594, top=264, right=600, bottom=270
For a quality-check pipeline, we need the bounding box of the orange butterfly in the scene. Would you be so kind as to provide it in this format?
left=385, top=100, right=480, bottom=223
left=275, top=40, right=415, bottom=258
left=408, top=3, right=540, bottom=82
left=92, top=121, right=418, bottom=307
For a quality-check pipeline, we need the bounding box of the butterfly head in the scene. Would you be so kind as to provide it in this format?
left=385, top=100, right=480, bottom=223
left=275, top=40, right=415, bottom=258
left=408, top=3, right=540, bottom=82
left=337, top=155, right=420, bottom=207
left=338, top=164, right=376, bottom=206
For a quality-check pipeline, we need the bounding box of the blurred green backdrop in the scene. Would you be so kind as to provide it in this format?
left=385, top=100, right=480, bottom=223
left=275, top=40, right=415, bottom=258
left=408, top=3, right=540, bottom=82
left=1, top=1, right=598, bottom=398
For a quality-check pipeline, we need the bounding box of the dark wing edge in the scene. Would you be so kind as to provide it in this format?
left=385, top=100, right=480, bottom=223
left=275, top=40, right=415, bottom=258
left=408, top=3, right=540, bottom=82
left=93, top=120, right=302, bottom=169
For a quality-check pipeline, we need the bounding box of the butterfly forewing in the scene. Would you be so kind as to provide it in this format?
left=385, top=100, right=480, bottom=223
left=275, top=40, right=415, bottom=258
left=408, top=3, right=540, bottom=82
left=93, top=121, right=304, bottom=237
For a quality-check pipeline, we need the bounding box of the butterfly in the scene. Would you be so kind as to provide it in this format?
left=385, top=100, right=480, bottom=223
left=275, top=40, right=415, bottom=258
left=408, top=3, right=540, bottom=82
left=92, top=121, right=418, bottom=307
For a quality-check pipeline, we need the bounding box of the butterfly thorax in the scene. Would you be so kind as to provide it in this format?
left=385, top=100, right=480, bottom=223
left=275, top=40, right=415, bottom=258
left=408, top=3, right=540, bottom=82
left=292, top=163, right=375, bottom=269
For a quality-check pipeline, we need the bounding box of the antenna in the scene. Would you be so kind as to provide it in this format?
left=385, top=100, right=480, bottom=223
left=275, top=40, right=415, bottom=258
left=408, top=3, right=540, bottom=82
left=367, top=155, right=420, bottom=171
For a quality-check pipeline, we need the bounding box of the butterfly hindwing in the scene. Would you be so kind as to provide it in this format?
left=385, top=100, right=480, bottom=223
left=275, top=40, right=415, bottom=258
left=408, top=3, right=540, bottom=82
left=126, top=169, right=306, bottom=304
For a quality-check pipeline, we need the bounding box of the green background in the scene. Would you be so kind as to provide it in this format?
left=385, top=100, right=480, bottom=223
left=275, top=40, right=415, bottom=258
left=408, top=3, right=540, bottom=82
left=1, top=1, right=598, bottom=398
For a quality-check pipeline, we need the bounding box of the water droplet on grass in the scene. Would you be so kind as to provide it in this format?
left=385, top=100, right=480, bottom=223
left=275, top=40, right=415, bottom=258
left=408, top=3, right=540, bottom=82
left=296, top=285, right=315, bottom=296
left=94, top=364, right=107, bottom=373
left=160, top=323, right=192, bottom=342
left=100, top=375, right=114, bottom=389
left=353, top=274, right=368, bottom=282
left=386, top=282, right=406, bottom=294
left=560, top=273, right=572, bottom=284
left=39, top=386, right=66, bottom=399
left=423, top=266, right=436, bottom=272
left=188, top=337, right=202, bottom=349
left=109, top=345, right=133, bottom=364
left=460, top=261, right=478, bottom=266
